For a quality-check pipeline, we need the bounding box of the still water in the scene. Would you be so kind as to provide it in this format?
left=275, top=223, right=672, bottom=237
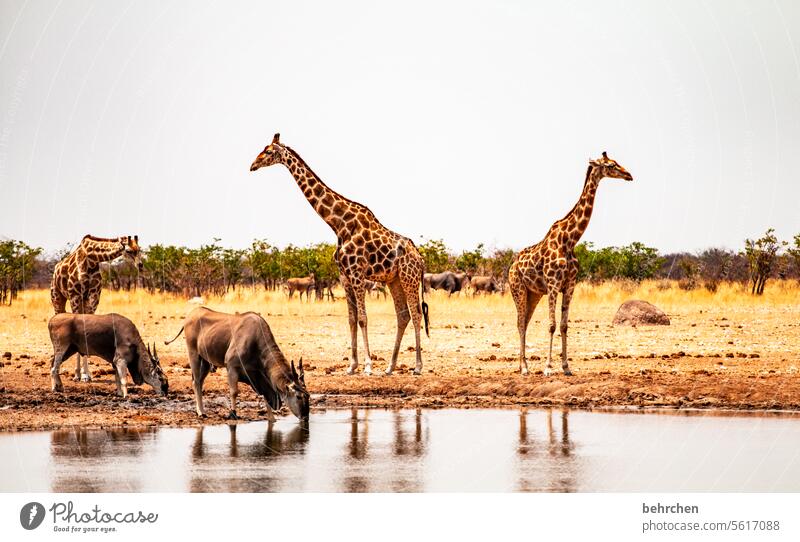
left=2, top=408, right=799, bottom=492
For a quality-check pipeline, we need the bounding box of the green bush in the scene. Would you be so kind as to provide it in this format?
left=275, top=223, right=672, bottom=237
left=0, top=240, right=42, bottom=305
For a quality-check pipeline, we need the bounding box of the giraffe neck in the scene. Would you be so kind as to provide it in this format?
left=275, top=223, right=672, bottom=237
left=279, top=146, right=369, bottom=239
left=79, top=236, right=125, bottom=269
left=561, top=166, right=602, bottom=246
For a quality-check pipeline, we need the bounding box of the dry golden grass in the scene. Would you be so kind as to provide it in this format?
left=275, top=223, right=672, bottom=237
left=1, top=280, right=799, bottom=430
left=2, top=280, right=799, bottom=371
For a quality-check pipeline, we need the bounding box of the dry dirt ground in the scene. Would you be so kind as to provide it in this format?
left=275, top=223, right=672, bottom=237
left=1, top=282, right=798, bottom=431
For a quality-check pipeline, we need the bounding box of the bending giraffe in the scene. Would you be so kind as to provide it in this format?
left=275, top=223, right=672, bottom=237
left=50, top=235, right=143, bottom=381
left=508, top=152, right=633, bottom=376
left=250, top=133, right=429, bottom=375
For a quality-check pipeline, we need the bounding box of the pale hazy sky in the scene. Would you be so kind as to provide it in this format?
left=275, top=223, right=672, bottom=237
left=1, top=0, right=798, bottom=255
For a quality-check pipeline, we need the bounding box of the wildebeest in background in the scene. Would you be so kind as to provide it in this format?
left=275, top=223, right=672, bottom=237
left=165, top=307, right=310, bottom=422
left=469, top=275, right=503, bottom=295
left=423, top=271, right=471, bottom=296
left=365, top=280, right=387, bottom=300
left=314, top=277, right=338, bottom=301
left=47, top=313, right=168, bottom=397
left=285, top=274, right=316, bottom=301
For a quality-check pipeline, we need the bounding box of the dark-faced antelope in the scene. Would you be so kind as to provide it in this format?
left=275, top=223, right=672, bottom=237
left=165, top=307, right=309, bottom=422
left=48, top=313, right=168, bottom=397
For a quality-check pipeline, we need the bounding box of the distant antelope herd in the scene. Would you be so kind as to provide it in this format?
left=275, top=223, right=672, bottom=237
left=46, top=133, right=632, bottom=424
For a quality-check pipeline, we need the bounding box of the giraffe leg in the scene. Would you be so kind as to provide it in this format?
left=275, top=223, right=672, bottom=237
left=79, top=292, right=100, bottom=383
left=544, top=289, right=558, bottom=377
left=560, top=284, right=575, bottom=376
left=510, top=275, right=530, bottom=375
left=343, top=280, right=360, bottom=375
left=514, top=289, right=541, bottom=376
left=398, top=267, right=424, bottom=375
left=50, top=285, right=67, bottom=314
left=385, top=279, right=410, bottom=375
left=68, top=295, right=86, bottom=381
left=353, top=280, right=373, bottom=375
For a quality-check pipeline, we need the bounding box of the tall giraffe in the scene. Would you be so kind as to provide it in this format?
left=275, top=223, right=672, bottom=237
left=50, top=235, right=143, bottom=381
left=508, top=152, right=632, bottom=376
left=250, top=134, right=429, bottom=375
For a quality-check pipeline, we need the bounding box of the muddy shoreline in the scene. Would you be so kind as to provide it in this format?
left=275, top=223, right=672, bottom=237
left=2, top=361, right=798, bottom=432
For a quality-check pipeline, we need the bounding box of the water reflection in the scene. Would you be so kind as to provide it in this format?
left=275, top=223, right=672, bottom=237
left=49, top=428, right=155, bottom=492
left=516, top=409, right=578, bottom=492
left=189, top=422, right=310, bottom=492
left=191, top=423, right=309, bottom=460
left=393, top=408, right=425, bottom=458
left=340, top=408, right=428, bottom=492
left=51, top=427, right=155, bottom=458
left=2, top=408, right=798, bottom=492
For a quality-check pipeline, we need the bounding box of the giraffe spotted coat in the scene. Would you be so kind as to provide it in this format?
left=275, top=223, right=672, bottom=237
left=250, top=134, right=429, bottom=375
left=508, top=152, right=633, bottom=376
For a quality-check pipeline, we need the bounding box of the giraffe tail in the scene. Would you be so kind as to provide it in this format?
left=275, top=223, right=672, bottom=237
left=420, top=271, right=430, bottom=337
left=164, top=326, right=185, bottom=345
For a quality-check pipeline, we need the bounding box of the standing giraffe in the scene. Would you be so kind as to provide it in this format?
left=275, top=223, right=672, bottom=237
left=250, top=134, right=429, bottom=375
left=508, top=152, right=632, bottom=376
left=50, top=235, right=143, bottom=381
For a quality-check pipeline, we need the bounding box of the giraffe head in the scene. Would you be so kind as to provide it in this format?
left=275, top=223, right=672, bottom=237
left=122, top=235, right=143, bottom=271
left=250, top=133, right=285, bottom=171
left=589, top=151, right=633, bottom=181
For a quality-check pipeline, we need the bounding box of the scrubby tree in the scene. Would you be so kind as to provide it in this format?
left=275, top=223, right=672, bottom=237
left=418, top=239, right=450, bottom=274
left=486, top=248, right=516, bottom=280
left=310, top=242, right=339, bottom=282
left=0, top=240, right=41, bottom=305
left=574, top=242, right=596, bottom=281
left=248, top=239, right=282, bottom=290
left=743, top=228, right=786, bottom=295
left=220, top=248, right=246, bottom=292
left=142, top=244, right=183, bottom=293
left=181, top=242, right=225, bottom=296
left=573, top=241, right=662, bottom=281
left=455, top=243, right=485, bottom=274
left=618, top=242, right=664, bottom=281
left=677, top=257, right=700, bottom=290
left=787, top=234, right=800, bottom=282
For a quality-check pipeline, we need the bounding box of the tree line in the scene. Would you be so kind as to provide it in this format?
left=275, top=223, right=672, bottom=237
left=2, top=228, right=799, bottom=305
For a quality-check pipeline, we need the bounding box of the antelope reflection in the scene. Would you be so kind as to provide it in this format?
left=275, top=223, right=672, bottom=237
left=517, top=408, right=578, bottom=492
left=49, top=428, right=154, bottom=492
left=189, top=422, right=309, bottom=492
